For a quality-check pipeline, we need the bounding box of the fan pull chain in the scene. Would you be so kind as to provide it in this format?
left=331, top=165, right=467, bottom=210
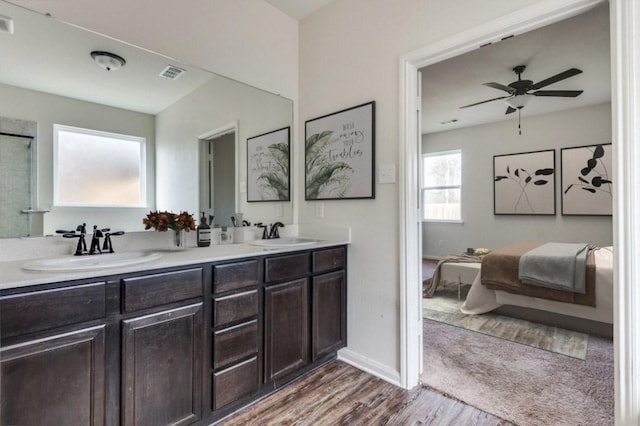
left=518, top=108, right=522, bottom=135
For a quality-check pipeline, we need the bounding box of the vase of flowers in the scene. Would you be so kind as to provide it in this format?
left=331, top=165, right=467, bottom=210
left=143, top=210, right=196, bottom=250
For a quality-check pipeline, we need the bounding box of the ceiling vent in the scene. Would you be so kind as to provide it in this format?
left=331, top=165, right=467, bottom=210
left=159, top=65, right=186, bottom=80
left=0, top=15, right=14, bottom=34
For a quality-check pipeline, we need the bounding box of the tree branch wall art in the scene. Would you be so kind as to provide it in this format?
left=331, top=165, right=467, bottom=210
left=561, top=143, right=612, bottom=215
left=493, top=149, right=556, bottom=215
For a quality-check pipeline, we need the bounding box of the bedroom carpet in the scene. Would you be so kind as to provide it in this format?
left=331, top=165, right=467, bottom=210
left=423, top=285, right=589, bottom=359
left=421, top=319, right=614, bottom=426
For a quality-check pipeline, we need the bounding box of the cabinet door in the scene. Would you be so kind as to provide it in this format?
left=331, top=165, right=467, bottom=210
left=1, top=325, right=106, bottom=426
left=264, top=279, right=309, bottom=382
left=312, top=271, right=346, bottom=361
left=122, top=303, right=203, bottom=426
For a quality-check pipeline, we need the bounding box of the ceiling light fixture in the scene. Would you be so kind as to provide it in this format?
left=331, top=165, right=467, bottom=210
left=504, top=94, right=533, bottom=110
left=504, top=94, right=533, bottom=135
left=90, top=51, right=126, bottom=72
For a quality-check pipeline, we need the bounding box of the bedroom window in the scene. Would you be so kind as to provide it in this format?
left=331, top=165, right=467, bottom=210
left=422, top=149, right=461, bottom=222
left=53, top=124, right=146, bottom=207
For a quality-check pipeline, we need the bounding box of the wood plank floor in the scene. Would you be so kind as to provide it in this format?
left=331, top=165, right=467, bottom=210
left=216, top=361, right=511, bottom=425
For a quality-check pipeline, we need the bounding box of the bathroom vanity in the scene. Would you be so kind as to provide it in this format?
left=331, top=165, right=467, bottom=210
left=0, top=243, right=347, bottom=426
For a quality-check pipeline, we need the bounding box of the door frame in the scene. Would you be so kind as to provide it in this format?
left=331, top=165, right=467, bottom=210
left=398, top=0, right=640, bottom=423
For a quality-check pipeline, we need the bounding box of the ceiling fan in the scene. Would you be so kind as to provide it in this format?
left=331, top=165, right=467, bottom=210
left=460, top=65, right=583, bottom=114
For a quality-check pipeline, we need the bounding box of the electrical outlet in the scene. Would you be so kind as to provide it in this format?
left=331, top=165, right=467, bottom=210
left=239, top=181, right=247, bottom=194
left=437, top=239, right=444, bottom=248
left=275, top=204, right=283, bottom=217
left=315, top=202, right=324, bottom=218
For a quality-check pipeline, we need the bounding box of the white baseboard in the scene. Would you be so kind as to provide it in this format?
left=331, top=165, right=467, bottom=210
left=337, top=348, right=401, bottom=387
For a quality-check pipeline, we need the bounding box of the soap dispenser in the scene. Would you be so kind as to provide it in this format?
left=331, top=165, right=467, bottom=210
left=197, top=212, right=211, bottom=247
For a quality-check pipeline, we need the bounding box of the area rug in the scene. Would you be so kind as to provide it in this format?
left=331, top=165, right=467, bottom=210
left=423, top=286, right=589, bottom=359
left=421, top=319, right=614, bottom=426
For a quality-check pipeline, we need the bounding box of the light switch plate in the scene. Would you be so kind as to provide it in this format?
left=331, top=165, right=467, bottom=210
left=315, top=202, right=324, bottom=218
left=379, top=164, right=396, bottom=184
left=275, top=204, right=283, bottom=217
left=239, top=181, right=247, bottom=193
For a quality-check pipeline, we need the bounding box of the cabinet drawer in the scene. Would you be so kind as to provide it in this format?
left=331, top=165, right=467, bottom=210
left=213, top=357, right=259, bottom=410
left=122, top=268, right=203, bottom=313
left=312, top=247, right=346, bottom=273
left=213, top=260, right=260, bottom=294
left=0, top=282, right=106, bottom=339
left=265, top=253, right=309, bottom=283
left=213, top=321, right=258, bottom=369
left=213, top=290, right=259, bottom=328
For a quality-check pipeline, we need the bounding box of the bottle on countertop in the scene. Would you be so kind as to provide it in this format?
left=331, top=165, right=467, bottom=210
left=197, top=212, right=211, bottom=247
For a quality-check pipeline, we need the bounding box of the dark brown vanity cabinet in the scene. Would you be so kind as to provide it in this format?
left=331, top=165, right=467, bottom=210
left=263, top=247, right=347, bottom=384
left=211, top=260, right=261, bottom=411
left=0, top=282, right=108, bottom=426
left=121, top=268, right=205, bottom=426
left=311, top=247, right=347, bottom=361
left=0, top=245, right=346, bottom=426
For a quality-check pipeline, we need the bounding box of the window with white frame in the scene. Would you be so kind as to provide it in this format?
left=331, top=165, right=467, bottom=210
left=54, top=124, right=146, bottom=207
left=422, top=149, right=461, bottom=221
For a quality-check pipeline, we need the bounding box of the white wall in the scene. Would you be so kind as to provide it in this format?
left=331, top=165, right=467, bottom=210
left=155, top=75, right=293, bottom=226
left=10, top=0, right=299, bottom=101
left=0, top=83, right=155, bottom=234
left=422, top=103, right=613, bottom=258
left=298, top=0, right=544, bottom=378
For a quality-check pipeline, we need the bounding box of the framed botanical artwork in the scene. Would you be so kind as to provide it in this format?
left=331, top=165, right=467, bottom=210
left=561, top=143, right=612, bottom=215
left=246, top=126, right=290, bottom=202
left=305, top=101, right=375, bottom=200
left=493, top=149, right=556, bottom=215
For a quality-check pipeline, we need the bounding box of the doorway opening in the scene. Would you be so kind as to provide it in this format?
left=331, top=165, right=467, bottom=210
left=199, top=122, right=238, bottom=228
left=399, top=0, right=640, bottom=423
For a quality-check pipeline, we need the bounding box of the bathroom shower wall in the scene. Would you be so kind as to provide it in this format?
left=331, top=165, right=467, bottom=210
left=0, top=117, right=36, bottom=237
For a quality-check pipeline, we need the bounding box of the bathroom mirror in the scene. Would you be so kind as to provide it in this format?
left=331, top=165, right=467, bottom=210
left=0, top=0, right=293, bottom=238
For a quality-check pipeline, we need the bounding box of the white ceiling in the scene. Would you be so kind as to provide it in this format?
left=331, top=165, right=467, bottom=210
left=421, top=4, right=611, bottom=134
left=265, top=0, right=334, bottom=20
left=0, top=0, right=214, bottom=114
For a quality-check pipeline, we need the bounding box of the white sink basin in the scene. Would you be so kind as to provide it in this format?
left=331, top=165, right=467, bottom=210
left=22, top=251, right=162, bottom=272
left=248, top=237, right=319, bottom=248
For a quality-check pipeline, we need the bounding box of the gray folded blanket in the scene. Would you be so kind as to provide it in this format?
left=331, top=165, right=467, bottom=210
left=518, top=242, right=589, bottom=294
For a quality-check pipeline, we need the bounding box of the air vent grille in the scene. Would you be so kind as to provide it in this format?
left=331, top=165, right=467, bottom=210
left=0, top=15, right=14, bottom=34
left=159, top=65, right=185, bottom=80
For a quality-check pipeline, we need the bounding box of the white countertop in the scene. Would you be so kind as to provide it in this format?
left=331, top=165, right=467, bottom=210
left=0, top=239, right=349, bottom=291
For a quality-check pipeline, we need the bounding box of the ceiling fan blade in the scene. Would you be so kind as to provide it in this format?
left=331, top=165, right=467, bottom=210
left=532, top=90, right=583, bottom=97
left=505, top=106, right=517, bottom=115
left=529, top=68, right=582, bottom=90
left=483, top=82, right=516, bottom=94
left=460, top=95, right=510, bottom=109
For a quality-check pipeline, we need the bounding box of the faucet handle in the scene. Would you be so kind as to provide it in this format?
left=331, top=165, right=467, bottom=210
left=269, top=222, right=285, bottom=239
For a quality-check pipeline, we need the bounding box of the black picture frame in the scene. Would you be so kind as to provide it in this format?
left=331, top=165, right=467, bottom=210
left=304, top=101, right=375, bottom=200
left=493, top=149, right=556, bottom=215
left=560, top=143, right=612, bottom=216
left=246, top=126, right=290, bottom=202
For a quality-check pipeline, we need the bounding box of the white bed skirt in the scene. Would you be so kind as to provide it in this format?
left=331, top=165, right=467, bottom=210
left=461, top=247, right=613, bottom=324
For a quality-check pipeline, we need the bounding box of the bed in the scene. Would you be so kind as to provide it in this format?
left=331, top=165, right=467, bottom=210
left=459, top=244, right=614, bottom=325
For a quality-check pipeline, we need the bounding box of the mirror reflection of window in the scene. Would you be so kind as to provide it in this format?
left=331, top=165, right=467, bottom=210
left=53, top=124, right=146, bottom=207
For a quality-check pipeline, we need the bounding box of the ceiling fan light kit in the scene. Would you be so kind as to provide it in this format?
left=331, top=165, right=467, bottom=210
left=460, top=65, right=584, bottom=135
